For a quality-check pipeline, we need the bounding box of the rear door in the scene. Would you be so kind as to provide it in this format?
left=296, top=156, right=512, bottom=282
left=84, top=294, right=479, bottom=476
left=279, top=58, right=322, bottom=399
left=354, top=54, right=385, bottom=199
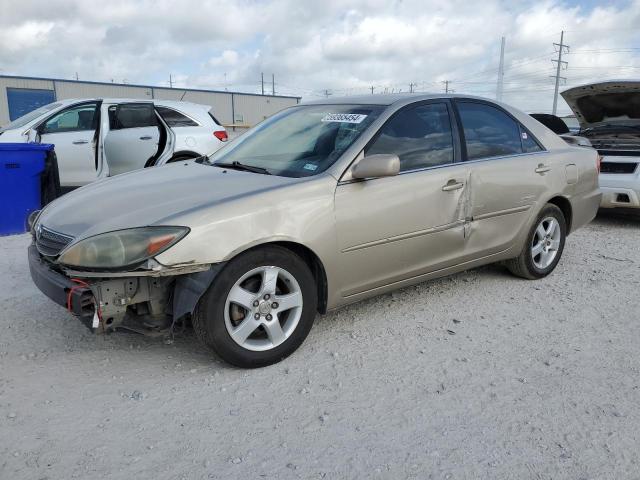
left=334, top=101, right=470, bottom=297
left=453, top=100, right=552, bottom=259
left=103, top=102, right=160, bottom=176
left=38, top=101, right=100, bottom=187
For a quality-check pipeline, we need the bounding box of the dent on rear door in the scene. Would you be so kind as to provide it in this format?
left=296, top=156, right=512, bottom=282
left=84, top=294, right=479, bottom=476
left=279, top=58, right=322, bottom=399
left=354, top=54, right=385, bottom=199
left=463, top=154, right=551, bottom=259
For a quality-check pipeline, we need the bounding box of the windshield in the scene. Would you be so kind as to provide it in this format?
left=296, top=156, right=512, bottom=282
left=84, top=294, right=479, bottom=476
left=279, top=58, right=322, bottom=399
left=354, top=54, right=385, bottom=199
left=208, top=104, right=384, bottom=177
left=0, top=102, right=62, bottom=132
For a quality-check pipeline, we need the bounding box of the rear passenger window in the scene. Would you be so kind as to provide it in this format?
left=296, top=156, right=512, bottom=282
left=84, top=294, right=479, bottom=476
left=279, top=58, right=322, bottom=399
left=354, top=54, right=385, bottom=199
left=520, top=126, right=543, bottom=153
left=156, top=106, right=199, bottom=127
left=457, top=102, right=522, bottom=160
left=366, top=103, right=454, bottom=171
left=109, top=103, right=157, bottom=130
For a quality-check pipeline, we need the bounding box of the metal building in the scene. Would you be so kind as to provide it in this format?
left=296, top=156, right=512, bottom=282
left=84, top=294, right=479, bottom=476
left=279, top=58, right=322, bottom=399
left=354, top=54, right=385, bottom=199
left=0, top=75, right=300, bottom=135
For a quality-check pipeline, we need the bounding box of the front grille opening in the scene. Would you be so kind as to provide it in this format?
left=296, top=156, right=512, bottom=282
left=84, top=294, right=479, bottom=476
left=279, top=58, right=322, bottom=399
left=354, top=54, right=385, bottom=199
left=36, top=226, right=74, bottom=257
left=616, top=193, right=631, bottom=203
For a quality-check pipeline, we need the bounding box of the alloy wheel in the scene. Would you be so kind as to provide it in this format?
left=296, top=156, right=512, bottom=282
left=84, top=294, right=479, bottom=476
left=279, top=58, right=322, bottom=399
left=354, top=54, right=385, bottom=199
left=531, top=216, right=561, bottom=270
left=224, top=266, right=303, bottom=352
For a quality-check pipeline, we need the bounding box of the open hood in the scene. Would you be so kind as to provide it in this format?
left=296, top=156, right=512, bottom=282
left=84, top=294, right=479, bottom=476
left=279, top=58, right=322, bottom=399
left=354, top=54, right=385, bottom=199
left=561, top=81, right=640, bottom=129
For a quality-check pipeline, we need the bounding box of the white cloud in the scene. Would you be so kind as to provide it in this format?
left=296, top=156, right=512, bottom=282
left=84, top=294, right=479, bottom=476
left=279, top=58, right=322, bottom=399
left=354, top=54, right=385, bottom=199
left=1, top=0, right=640, bottom=113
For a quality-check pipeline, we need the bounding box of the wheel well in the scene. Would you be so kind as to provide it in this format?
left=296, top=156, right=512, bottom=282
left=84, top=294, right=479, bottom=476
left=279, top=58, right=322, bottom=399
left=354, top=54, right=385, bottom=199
left=248, top=241, right=328, bottom=314
left=547, top=196, right=572, bottom=233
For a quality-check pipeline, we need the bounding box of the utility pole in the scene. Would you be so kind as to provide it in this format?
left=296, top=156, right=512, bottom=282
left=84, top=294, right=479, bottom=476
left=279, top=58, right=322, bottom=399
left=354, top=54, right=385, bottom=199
left=324, top=89, right=332, bottom=98
left=409, top=82, right=416, bottom=93
left=75, top=72, right=79, bottom=81
left=442, top=80, right=452, bottom=94
left=272, top=74, right=275, bottom=95
left=169, top=74, right=173, bottom=88
left=370, top=86, right=375, bottom=94
left=496, top=36, right=505, bottom=101
left=261, top=72, right=265, bottom=95
left=551, top=30, right=569, bottom=115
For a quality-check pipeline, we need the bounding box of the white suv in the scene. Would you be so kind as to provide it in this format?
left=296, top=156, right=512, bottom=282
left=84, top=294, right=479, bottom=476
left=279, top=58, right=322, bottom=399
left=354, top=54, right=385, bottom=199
left=0, top=98, right=228, bottom=188
left=561, top=81, right=640, bottom=212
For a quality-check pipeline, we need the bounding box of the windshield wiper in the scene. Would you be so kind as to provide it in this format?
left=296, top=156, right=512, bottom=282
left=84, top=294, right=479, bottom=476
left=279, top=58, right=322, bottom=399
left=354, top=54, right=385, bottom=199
left=214, top=161, right=272, bottom=175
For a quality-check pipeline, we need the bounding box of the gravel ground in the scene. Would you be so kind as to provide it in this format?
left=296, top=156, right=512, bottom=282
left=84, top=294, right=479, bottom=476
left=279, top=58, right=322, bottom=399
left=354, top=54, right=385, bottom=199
left=1, top=212, right=639, bottom=480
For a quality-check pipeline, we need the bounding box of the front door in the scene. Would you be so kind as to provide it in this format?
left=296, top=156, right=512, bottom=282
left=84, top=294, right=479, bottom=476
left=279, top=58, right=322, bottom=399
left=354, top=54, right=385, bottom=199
left=103, top=102, right=160, bottom=176
left=334, top=101, right=469, bottom=297
left=38, top=101, right=100, bottom=187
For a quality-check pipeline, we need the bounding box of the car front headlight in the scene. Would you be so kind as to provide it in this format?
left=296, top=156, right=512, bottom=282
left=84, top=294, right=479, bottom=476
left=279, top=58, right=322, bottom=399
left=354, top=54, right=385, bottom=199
left=58, top=226, right=189, bottom=269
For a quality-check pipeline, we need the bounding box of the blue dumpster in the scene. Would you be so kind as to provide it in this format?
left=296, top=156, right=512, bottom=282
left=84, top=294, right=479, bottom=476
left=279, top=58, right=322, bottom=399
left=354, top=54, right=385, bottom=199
left=0, top=143, right=54, bottom=235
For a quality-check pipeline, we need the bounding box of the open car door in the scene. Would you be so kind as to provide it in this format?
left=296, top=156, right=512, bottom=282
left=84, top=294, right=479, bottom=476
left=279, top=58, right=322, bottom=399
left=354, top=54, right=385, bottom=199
left=103, top=102, right=162, bottom=176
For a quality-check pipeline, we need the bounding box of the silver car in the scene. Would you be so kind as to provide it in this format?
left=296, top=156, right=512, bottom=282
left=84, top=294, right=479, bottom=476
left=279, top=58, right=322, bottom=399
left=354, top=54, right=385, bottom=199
left=28, top=94, right=601, bottom=367
left=0, top=98, right=228, bottom=188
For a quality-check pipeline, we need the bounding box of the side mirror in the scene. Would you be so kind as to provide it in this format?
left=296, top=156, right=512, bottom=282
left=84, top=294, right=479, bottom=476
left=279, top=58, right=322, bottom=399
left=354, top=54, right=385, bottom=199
left=351, top=154, right=400, bottom=179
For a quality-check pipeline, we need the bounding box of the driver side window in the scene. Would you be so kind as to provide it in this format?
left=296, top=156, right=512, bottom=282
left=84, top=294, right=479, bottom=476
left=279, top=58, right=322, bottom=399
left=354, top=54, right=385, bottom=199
left=366, top=103, right=454, bottom=172
left=41, top=103, right=98, bottom=134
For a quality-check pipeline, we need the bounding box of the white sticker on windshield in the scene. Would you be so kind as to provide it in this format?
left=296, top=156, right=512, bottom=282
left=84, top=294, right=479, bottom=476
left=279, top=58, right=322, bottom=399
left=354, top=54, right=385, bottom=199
left=303, top=163, right=318, bottom=171
left=321, top=113, right=368, bottom=124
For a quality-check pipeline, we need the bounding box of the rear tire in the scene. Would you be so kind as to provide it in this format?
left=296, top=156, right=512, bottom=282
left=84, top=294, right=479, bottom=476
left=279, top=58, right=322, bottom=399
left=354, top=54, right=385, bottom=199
left=506, top=204, right=566, bottom=279
left=192, top=246, right=317, bottom=368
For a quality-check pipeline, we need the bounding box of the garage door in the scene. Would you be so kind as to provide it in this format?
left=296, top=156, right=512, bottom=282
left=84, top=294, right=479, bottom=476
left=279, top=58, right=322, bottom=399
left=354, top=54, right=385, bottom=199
left=7, top=88, right=56, bottom=121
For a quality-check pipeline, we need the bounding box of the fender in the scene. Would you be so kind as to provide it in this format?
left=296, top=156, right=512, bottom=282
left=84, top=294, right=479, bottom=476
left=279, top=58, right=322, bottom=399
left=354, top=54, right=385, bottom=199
left=172, top=262, right=227, bottom=320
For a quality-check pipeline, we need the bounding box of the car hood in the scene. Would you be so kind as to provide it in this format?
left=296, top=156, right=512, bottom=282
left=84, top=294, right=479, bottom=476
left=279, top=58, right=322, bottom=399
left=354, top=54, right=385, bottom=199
left=561, top=81, right=640, bottom=128
left=37, top=162, right=298, bottom=240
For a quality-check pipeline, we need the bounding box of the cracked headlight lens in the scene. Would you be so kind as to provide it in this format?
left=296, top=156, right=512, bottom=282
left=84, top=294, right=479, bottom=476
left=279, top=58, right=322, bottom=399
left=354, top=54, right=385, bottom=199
left=58, top=227, right=189, bottom=269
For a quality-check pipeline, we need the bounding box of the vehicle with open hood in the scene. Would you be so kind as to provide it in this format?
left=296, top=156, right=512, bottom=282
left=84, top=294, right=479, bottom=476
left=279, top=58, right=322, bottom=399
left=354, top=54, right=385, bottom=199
left=561, top=81, right=640, bottom=211
left=28, top=94, right=601, bottom=367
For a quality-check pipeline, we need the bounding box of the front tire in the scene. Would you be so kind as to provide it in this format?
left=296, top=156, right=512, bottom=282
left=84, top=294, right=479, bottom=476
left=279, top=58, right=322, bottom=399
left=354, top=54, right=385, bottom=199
left=506, top=204, right=566, bottom=279
left=192, top=246, right=317, bottom=368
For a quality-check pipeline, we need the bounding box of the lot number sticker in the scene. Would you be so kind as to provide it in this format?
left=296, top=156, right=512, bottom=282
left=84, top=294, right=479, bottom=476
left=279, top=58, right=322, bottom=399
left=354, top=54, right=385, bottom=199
left=321, top=113, right=368, bottom=124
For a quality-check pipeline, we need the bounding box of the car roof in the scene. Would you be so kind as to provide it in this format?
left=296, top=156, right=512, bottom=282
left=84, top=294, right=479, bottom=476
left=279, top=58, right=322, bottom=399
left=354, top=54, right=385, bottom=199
left=55, top=98, right=210, bottom=110
left=300, top=93, right=497, bottom=106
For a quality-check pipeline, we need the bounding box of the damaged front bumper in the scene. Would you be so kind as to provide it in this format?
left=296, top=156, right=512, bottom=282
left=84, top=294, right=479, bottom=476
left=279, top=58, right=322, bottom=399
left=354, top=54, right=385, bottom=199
left=28, top=244, right=223, bottom=334
left=28, top=245, right=96, bottom=329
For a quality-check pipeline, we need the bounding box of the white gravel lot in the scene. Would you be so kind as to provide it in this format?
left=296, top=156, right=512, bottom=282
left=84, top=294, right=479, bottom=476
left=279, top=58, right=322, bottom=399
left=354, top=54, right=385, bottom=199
left=1, top=212, right=639, bottom=480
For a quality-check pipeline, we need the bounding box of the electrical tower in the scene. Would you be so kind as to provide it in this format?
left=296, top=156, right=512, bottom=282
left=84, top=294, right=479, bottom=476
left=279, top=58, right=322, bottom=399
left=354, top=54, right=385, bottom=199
left=442, top=80, right=453, bottom=94
left=551, top=31, right=569, bottom=115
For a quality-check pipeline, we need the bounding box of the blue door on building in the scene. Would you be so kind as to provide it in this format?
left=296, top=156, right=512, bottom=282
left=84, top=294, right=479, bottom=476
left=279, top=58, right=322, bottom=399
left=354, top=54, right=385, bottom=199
left=7, top=88, right=56, bottom=121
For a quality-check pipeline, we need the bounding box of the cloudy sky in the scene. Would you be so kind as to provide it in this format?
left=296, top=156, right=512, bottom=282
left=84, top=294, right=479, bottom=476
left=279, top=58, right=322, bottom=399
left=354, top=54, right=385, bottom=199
left=2, top=0, right=640, bottom=114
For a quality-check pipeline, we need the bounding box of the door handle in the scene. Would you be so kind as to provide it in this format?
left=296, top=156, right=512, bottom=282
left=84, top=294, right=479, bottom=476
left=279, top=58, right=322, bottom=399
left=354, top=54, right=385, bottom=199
left=72, top=140, right=88, bottom=145
left=535, top=164, right=551, bottom=174
left=442, top=180, right=464, bottom=192
left=139, top=135, right=153, bottom=140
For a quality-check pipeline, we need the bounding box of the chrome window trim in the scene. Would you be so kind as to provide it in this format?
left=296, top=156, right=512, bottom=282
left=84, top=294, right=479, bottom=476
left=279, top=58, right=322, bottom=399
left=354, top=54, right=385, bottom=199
left=337, top=150, right=549, bottom=186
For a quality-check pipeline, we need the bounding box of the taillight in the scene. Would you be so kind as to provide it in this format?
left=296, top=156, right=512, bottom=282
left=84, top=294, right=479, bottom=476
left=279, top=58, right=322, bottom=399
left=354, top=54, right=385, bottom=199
left=596, top=154, right=602, bottom=173
left=214, top=130, right=228, bottom=142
